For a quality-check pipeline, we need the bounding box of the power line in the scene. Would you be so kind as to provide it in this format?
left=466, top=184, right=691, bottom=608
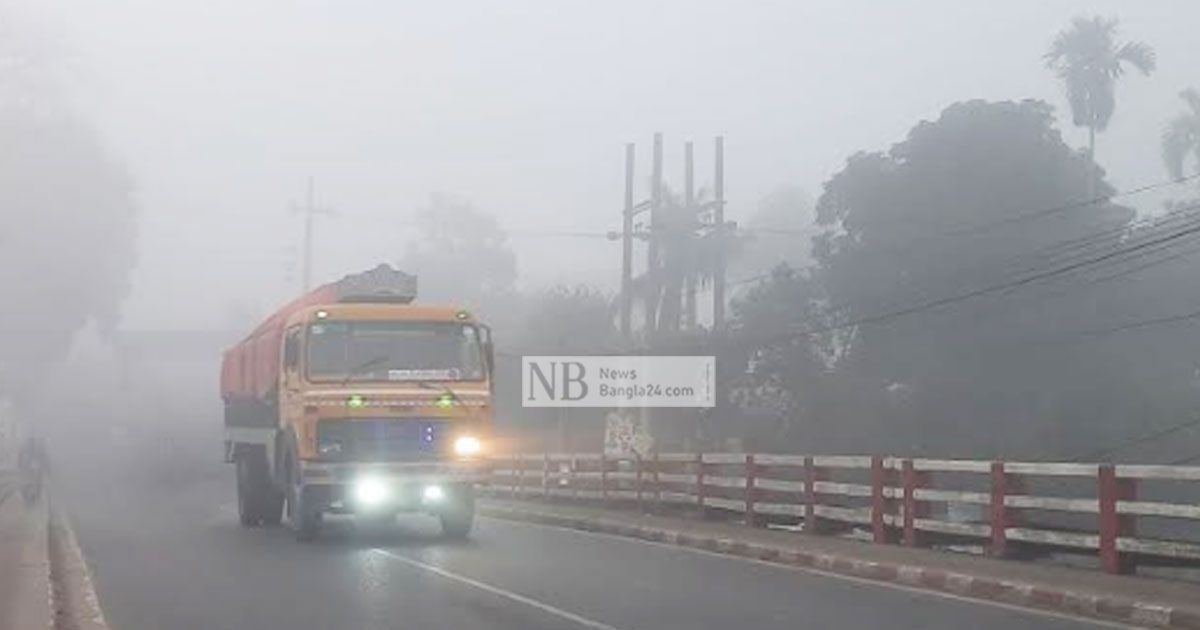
left=512, top=175, right=1198, bottom=245
left=506, top=229, right=615, bottom=239
left=1076, top=306, right=1200, bottom=338
left=967, top=229, right=1200, bottom=323
left=1168, top=453, right=1200, bottom=466
left=1085, top=240, right=1200, bottom=285
left=850, top=207, right=1200, bottom=322
left=734, top=173, right=1199, bottom=243
left=746, top=202, right=1200, bottom=346
left=719, top=203, right=1200, bottom=352
left=940, top=172, right=1200, bottom=239
left=1072, top=416, right=1200, bottom=462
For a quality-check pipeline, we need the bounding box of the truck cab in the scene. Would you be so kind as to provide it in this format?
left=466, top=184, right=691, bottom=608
left=221, top=266, right=493, bottom=541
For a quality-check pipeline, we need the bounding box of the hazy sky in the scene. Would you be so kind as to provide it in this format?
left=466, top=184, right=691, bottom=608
left=10, top=0, right=1200, bottom=329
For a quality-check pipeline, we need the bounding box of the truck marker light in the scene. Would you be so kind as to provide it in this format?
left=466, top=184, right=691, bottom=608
left=435, top=393, right=455, bottom=408
left=455, top=310, right=469, bottom=320
left=316, top=310, right=329, bottom=319
left=347, top=394, right=366, bottom=408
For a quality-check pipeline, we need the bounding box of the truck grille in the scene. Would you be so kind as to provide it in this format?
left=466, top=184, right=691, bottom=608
left=317, top=419, right=450, bottom=461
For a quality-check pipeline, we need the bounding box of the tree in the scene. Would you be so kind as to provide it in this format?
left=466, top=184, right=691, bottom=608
left=1045, top=15, right=1155, bottom=193
left=726, top=265, right=831, bottom=450
left=511, top=285, right=618, bottom=354
left=1163, top=88, right=1200, bottom=181
left=811, top=99, right=1138, bottom=455
left=496, top=285, right=618, bottom=449
left=400, top=194, right=517, bottom=322
left=729, top=187, right=815, bottom=291
left=0, top=15, right=138, bottom=404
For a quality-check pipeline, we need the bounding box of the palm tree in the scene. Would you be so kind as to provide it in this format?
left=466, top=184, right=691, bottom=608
left=1163, top=88, right=1200, bottom=181
left=1045, top=16, right=1156, bottom=195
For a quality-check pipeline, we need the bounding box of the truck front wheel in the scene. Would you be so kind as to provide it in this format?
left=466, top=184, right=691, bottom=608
left=286, top=455, right=321, bottom=541
left=439, top=484, right=476, bottom=540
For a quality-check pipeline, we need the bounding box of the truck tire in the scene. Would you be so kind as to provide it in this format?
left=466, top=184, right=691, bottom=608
left=261, top=489, right=285, bottom=526
left=235, top=449, right=271, bottom=527
left=285, top=451, right=320, bottom=541
left=439, top=484, right=476, bottom=540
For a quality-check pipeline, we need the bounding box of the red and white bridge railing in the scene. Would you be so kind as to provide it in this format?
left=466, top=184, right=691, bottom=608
left=485, top=452, right=1200, bottom=575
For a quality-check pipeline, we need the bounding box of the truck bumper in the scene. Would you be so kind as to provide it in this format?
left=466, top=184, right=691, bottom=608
left=295, top=460, right=486, bottom=515
left=298, top=460, right=490, bottom=486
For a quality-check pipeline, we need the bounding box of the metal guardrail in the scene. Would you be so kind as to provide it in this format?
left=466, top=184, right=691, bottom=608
left=485, top=452, right=1200, bottom=575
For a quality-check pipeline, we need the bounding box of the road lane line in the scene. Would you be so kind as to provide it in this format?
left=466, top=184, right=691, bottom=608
left=485, top=517, right=1138, bottom=630
left=372, top=548, right=628, bottom=630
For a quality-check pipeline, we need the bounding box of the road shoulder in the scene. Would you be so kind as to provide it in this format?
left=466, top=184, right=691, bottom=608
left=0, top=478, right=51, bottom=630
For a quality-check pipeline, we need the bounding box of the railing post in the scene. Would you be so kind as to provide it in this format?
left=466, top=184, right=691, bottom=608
left=600, top=452, right=608, bottom=503
left=653, top=451, right=662, bottom=510
left=871, top=456, right=892, bottom=544
left=804, top=455, right=825, bottom=535
left=570, top=454, right=578, bottom=500
left=901, top=459, right=923, bottom=546
left=989, top=461, right=1009, bottom=557
left=1099, top=464, right=1138, bottom=575
left=514, top=455, right=523, bottom=499
left=542, top=452, right=550, bottom=500
left=695, top=452, right=706, bottom=517
left=636, top=453, right=644, bottom=512
left=745, top=453, right=757, bottom=527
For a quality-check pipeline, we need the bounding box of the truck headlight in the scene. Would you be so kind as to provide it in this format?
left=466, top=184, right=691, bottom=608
left=354, top=476, right=390, bottom=508
left=453, top=435, right=482, bottom=457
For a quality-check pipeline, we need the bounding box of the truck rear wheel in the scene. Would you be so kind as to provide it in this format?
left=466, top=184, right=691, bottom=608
left=235, top=449, right=272, bottom=527
left=439, top=485, right=476, bottom=540
left=261, top=489, right=285, bottom=526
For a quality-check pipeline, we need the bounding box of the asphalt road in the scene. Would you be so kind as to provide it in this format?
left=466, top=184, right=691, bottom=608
left=49, top=456, right=1127, bottom=630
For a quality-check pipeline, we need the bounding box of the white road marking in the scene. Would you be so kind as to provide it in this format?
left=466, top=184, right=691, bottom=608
left=485, top=517, right=1141, bottom=630
left=372, top=548, right=628, bottom=630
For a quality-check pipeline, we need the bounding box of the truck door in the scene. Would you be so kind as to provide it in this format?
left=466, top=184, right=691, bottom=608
left=280, top=326, right=304, bottom=430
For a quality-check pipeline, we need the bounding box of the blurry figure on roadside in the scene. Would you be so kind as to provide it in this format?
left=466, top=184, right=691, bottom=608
left=17, top=436, right=49, bottom=506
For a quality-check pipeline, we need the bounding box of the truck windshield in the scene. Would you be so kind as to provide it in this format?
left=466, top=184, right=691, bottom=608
left=306, top=321, right=484, bottom=382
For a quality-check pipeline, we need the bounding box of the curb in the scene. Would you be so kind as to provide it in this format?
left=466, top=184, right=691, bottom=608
left=480, top=504, right=1200, bottom=629
left=47, top=501, right=110, bottom=630
left=0, top=479, right=52, bottom=630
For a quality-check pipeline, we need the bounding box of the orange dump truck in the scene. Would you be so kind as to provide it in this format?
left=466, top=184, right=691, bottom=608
left=220, top=265, right=493, bottom=541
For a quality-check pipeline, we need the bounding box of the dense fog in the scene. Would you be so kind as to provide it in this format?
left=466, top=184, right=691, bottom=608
left=4, top=1, right=1200, bottom=468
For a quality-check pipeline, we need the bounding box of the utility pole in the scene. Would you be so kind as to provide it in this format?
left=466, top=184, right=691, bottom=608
left=645, top=133, right=664, bottom=338
left=712, top=136, right=726, bottom=330
left=683, top=141, right=697, bottom=330
left=292, top=177, right=334, bottom=292
left=621, top=144, right=635, bottom=340
left=618, top=133, right=725, bottom=336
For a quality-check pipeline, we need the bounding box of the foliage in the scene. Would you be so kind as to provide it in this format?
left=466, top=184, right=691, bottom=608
left=511, top=285, right=618, bottom=354
left=1163, top=88, right=1200, bottom=181
left=729, top=187, right=815, bottom=284
left=0, top=18, right=138, bottom=401
left=401, top=193, right=518, bottom=313
left=736, top=100, right=1164, bottom=455
left=1044, top=16, right=1155, bottom=134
